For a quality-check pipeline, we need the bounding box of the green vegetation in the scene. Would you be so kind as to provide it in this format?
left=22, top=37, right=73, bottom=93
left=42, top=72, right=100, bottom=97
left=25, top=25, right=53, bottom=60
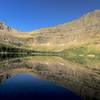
left=0, top=44, right=28, bottom=53
left=60, top=46, right=100, bottom=65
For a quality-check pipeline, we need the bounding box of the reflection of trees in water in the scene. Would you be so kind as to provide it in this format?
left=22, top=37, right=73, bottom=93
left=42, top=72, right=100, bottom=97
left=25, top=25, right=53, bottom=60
left=0, top=56, right=100, bottom=100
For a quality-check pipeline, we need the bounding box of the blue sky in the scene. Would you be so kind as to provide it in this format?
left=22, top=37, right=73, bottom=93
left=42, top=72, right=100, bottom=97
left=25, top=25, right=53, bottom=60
left=0, top=0, right=100, bottom=32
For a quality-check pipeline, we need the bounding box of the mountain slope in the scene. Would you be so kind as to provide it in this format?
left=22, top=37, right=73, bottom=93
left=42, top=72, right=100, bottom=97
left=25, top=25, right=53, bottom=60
left=0, top=10, right=100, bottom=52
left=24, top=10, right=100, bottom=51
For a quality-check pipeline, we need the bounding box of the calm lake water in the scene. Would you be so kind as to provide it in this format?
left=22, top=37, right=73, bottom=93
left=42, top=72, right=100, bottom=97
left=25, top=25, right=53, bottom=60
left=0, top=74, right=80, bottom=100
left=0, top=55, right=100, bottom=100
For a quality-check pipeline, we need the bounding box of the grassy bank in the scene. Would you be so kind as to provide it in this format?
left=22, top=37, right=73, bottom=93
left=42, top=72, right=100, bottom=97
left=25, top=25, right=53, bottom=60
left=60, top=46, right=100, bottom=65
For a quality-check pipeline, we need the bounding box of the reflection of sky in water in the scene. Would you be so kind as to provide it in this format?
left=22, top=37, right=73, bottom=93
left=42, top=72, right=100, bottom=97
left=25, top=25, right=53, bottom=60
left=0, top=74, right=81, bottom=100
left=0, top=56, right=99, bottom=100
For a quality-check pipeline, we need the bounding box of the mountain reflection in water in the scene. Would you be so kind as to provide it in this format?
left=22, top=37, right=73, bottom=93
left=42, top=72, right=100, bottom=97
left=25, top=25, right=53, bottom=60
left=0, top=56, right=100, bottom=100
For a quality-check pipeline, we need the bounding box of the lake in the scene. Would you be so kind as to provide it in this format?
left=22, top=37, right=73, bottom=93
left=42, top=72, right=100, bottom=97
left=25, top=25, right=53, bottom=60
left=0, top=74, right=81, bottom=100
left=0, top=55, right=100, bottom=100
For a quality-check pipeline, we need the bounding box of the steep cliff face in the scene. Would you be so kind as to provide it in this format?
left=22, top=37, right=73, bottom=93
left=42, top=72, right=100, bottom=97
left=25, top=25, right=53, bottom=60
left=0, top=10, right=100, bottom=51
left=26, top=10, right=100, bottom=51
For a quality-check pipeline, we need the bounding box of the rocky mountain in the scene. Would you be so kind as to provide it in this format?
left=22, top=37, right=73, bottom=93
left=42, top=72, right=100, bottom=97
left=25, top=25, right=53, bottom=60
left=0, top=10, right=100, bottom=52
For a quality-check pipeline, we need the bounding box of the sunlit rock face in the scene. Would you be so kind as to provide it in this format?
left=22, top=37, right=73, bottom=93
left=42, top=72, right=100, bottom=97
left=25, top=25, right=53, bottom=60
left=0, top=10, right=100, bottom=51
left=0, top=22, right=13, bottom=32
left=0, top=56, right=100, bottom=100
